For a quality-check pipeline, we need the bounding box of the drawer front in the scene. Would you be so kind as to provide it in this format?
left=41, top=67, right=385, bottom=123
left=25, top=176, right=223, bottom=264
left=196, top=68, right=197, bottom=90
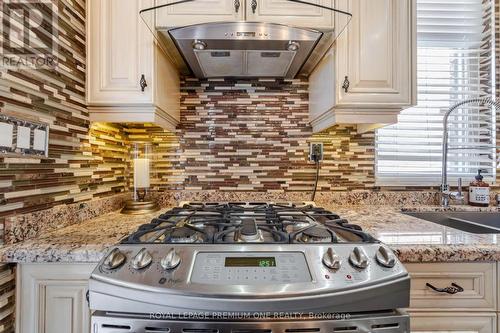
left=409, top=312, right=497, bottom=333
left=406, top=263, right=497, bottom=311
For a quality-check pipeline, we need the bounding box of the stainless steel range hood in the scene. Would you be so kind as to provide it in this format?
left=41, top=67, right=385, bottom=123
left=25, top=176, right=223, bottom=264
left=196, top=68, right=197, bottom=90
left=140, top=0, right=352, bottom=79
left=158, top=22, right=326, bottom=79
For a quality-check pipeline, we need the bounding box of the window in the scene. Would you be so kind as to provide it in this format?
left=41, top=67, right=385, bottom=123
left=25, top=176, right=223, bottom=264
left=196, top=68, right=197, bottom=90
left=376, top=0, right=496, bottom=186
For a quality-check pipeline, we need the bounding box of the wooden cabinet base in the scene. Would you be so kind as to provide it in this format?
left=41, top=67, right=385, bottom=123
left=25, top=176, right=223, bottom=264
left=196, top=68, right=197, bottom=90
left=410, top=312, right=497, bottom=333
left=17, top=263, right=96, bottom=333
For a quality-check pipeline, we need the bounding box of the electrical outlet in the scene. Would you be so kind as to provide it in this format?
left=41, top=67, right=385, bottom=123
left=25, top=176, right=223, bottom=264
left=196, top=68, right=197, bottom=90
left=309, top=143, right=324, bottom=162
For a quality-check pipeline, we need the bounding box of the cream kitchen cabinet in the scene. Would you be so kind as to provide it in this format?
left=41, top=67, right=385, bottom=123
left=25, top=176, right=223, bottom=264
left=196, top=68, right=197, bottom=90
left=410, top=312, right=497, bottom=333
left=17, top=263, right=96, bottom=333
left=155, top=0, right=334, bottom=29
left=87, top=0, right=180, bottom=131
left=309, top=0, right=416, bottom=133
left=406, top=263, right=498, bottom=333
left=246, top=0, right=334, bottom=29
left=155, top=0, right=244, bottom=27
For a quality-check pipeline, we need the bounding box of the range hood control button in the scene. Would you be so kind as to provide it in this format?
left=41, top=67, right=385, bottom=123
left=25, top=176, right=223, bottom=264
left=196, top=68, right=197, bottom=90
left=103, top=248, right=126, bottom=270
left=322, top=247, right=341, bottom=270
left=132, top=248, right=153, bottom=270
left=376, top=245, right=396, bottom=268
left=349, top=247, right=369, bottom=269
left=161, top=248, right=181, bottom=270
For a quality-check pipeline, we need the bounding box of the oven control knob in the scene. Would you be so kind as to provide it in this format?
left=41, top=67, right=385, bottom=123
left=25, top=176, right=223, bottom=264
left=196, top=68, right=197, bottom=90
left=376, top=245, right=396, bottom=268
left=103, top=248, right=126, bottom=270
left=349, top=247, right=369, bottom=269
left=161, top=248, right=181, bottom=270
left=132, top=248, right=153, bottom=270
left=322, top=247, right=341, bottom=270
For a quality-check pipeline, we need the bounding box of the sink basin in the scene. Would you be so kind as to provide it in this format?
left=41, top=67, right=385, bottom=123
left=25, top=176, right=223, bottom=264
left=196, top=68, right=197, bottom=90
left=403, top=212, right=500, bottom=234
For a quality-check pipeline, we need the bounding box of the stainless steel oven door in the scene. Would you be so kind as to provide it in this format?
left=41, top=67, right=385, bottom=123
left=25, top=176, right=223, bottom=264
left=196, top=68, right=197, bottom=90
left=91, top=310, right=409, bottom=333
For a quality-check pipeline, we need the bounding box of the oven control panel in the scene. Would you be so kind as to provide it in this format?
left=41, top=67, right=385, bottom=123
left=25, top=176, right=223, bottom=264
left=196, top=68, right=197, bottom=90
left=191, top=252, right=312, bottom=285
left=92, top=243, right=408, bottom=295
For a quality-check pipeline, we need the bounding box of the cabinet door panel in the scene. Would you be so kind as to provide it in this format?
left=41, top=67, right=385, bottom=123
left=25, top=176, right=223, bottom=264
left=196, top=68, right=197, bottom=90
left=155, top=0, right=243, bottom=27
left=87, top=0, right=153, bottom=105
left=335, top=0, right=415, bottom=107
left=247, top=0, right=334, bottom=28
left=410, top=312, right=496, bottom=333
left=18, top=263, right=95, bottom=333
left=44, top=283, right=89, bottom=333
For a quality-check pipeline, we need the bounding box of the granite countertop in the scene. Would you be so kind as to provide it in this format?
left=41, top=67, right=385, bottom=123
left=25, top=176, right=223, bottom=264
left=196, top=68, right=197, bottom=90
left=1, top=205, right=499, bottom=264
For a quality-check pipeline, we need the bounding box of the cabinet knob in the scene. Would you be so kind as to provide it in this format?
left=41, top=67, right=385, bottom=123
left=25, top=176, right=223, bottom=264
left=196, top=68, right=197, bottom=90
left=251, top=0, right=257, bottom=14
left=234, top=0, right=240, bottom=13
left=140, top=74, right=148, bottom=92
left=342, top=76, right=350, bottom=93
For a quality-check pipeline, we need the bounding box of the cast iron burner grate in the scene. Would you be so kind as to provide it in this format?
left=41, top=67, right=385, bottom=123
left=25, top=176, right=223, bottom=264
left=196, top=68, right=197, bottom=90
left=122, top=202, right=376, bottom=244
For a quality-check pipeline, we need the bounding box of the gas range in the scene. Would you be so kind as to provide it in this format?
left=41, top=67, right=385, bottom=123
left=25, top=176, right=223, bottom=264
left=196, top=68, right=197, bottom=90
left=89, top=202, right=410, bottom=333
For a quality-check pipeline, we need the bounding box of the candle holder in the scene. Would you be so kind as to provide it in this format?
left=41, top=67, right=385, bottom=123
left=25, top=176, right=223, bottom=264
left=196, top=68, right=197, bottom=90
left=121, top=142, right=159, bottom=215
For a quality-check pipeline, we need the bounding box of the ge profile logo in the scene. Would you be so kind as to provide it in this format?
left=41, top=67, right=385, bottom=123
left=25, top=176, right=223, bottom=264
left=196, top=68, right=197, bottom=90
left=0, top=0, right=59, bottom=69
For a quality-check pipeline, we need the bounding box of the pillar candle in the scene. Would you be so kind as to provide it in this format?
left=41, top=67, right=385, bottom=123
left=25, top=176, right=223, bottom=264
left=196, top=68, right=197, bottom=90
left=133, top=158, right=150, bottom=189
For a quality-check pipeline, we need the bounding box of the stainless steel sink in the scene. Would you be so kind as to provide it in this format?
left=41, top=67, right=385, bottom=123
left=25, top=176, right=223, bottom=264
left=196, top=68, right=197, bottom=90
left=403, top=212, right=500, bottom=234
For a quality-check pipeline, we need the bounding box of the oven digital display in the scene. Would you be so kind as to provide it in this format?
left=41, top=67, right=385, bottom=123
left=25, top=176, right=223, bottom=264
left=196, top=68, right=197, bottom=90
left=224, top=257, right=276, bottom=267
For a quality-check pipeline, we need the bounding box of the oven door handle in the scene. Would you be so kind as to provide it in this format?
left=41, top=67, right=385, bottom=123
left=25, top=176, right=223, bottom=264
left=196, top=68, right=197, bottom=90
left=426, top=282, right=464, bottom=294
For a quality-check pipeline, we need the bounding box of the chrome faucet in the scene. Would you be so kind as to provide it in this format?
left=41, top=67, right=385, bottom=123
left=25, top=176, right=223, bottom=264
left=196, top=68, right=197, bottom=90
left=441, top=97, right=500, bottom=207
left=441, top=178, right=465, bottom=207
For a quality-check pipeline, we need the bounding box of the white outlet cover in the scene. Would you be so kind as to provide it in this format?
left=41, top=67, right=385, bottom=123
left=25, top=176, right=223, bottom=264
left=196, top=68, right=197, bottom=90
left=0, top=123, right=13, bottom=148
left=17, top=126, right=31, bottom=149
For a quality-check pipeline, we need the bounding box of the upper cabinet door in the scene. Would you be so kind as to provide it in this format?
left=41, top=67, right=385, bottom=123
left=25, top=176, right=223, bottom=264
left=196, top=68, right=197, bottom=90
left=155, top=0, right=244, bottom=27
left=87, top=0, right=153, bottom=105
left=246, top=0, right=334, bottom=29
left=335, top=0, right=416, bottom=108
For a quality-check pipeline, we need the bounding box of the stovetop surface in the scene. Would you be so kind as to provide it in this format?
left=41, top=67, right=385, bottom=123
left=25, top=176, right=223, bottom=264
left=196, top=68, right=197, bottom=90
left=122, top=202, right=377, bottom=244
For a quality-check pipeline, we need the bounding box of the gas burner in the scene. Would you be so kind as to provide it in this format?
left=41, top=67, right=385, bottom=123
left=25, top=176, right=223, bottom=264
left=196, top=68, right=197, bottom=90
left=281, top=216, right=314, bottom=232
left=215, top=221, right=288, bottom=244
left=236, top=219, right=263, bottom=242
left=169, top=227, right=202, bottom=243
left=294, top=225, right=338, bottom=243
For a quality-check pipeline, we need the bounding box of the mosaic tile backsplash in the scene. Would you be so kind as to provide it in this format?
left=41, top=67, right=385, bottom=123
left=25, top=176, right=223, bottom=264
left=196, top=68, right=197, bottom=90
left=0, top=0, right=127, bottom=223
left=125, top=78, right=377, bottom=192
left=1, top=1, right=499, bottom=224
left=126, top=77, right=500, bottom=192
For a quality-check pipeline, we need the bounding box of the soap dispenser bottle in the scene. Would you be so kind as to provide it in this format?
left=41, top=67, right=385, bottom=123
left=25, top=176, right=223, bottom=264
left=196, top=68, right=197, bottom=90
left=469, top=170, right=490, bottom=207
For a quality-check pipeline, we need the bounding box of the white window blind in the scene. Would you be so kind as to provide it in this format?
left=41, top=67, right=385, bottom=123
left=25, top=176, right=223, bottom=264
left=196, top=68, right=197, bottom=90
left=376, top=0, right=496, bottom=186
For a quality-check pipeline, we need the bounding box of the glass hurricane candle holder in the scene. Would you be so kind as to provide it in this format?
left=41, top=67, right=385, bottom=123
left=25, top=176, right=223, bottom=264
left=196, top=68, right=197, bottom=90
left=121, top=143, right=159, bottom=215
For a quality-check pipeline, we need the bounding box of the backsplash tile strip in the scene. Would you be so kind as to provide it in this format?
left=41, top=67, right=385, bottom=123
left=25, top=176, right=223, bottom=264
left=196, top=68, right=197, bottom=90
left=0, top=0, right=128, bottom=236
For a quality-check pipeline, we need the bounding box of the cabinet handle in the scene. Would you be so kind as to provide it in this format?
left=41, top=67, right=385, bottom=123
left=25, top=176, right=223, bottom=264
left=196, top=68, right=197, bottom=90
left=140, top=74, right=148, bottom=92
left=234, top=0, right=240, bottom=13
left=251, top=0, right=257, bottom=14
left=342, top=76, right=350, bottom=93
left=426, top=282, right=464, bottom=295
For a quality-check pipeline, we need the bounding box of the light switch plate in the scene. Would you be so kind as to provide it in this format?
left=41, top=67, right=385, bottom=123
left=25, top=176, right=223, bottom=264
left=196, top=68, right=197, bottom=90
left=17, top=126, right=31, bottom=149
left=0, top=123, right=13, bottom=147
left=0, top=115, right=49, bottom=157
left=33, top=129, right=47, bottom=151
